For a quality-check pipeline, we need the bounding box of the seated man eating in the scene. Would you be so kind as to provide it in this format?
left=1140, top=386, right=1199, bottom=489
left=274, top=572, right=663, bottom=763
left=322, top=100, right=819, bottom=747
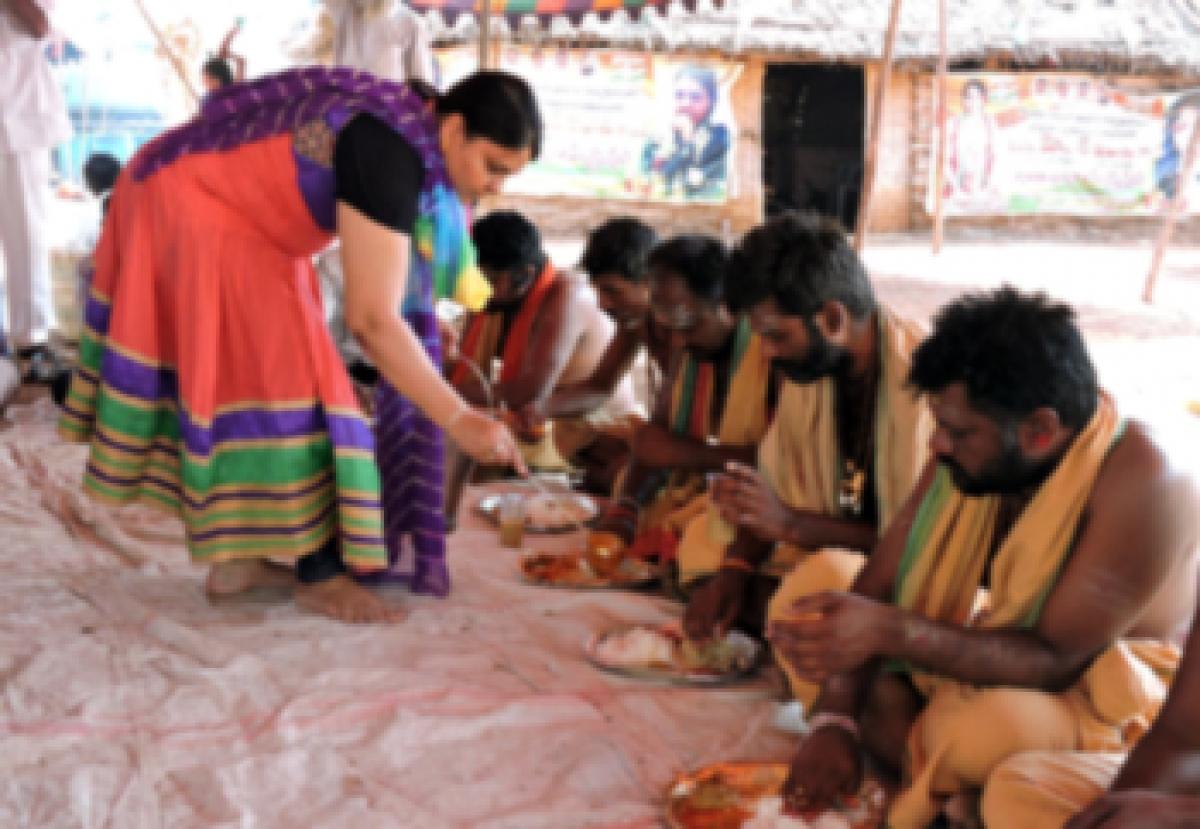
left=770, top=288, right=1199, bottom=828
left=984, top=597, right=1200, bottom=829
left=516, top=216, right=667, bottom=492
left=681, top=212, right=931, bottom=711
left=448, top=210, right=641, bottom=489
left=593, top=233, right=777, bottom=565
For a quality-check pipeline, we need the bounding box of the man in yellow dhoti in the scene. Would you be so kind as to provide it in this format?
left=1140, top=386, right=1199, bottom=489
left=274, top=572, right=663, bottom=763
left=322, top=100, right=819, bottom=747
left=679, top=213, right=931, bottom=708
left=589, top=234, right=777, bottom=561
left=981, top=602, right=1200, bottom=829
left=769, top=288, right=1199, bottom=828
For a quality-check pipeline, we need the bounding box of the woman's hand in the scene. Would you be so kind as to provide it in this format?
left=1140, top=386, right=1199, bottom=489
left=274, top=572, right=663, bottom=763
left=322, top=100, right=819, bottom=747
left=506, top=403, right=549, bottom=443
left=448, top=408, right=528, bottom=475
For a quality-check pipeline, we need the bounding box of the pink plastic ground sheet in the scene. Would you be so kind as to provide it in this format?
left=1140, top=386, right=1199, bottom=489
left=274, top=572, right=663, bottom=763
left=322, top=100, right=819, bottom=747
left=0, top=399, right=791, bottom=828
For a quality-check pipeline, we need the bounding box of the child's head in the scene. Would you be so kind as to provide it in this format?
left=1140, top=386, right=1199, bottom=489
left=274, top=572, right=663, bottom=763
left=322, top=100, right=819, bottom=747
left=202, top=57, right=235, bottom=93
left=83, top=153, right=121, bottom=197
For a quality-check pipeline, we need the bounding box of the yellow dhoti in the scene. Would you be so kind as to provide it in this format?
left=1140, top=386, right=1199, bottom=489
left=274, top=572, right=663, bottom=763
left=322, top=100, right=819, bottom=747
left=767, top=548, right=867, bottom=705
left=884, top=395, right=1181, bottom=829
left=892, top=638, right=1176, bottom=829
left=981, top=751, right=1123, bottom=829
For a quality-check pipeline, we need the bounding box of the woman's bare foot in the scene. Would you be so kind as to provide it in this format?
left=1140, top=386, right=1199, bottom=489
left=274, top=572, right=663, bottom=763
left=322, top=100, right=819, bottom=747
left=294, top=575, right=405, bottom=623
left=206, top=559, right=296, bottom=599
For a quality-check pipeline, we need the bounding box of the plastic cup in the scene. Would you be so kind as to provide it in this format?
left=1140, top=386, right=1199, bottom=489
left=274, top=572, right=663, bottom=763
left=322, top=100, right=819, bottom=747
left=498, top=494, right=526, bottom=548
left=585, top=531, right=625, bottom=578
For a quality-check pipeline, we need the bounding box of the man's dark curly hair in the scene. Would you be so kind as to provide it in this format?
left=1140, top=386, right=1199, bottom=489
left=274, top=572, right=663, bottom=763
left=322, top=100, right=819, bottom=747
left=909, top=287, right=1098, bottom=429
left=580, top=218, right=658, bottom=283
left=647, top=234, right=728, bottom=303
left=725, top=211, right=876, bottom=318
left=472, top=210, right=546, bottom=273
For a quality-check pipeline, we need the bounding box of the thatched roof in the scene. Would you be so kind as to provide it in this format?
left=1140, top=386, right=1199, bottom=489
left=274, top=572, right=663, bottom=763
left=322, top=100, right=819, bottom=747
left=418, top=0, right=1200, bottom=77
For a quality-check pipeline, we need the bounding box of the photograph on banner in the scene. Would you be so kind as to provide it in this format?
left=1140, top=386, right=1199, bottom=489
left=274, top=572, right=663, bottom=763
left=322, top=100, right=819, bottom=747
left=438, top=45, right=740, bottom=203
left=929, top=73, right=1200, bottom=216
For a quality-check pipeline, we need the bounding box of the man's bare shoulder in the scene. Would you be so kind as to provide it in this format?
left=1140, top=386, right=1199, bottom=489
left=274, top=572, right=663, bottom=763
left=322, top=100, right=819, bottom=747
left=1080, top=419, right=1199, bottom=624
left=1094, top=419, right=1199, bottom=513
left=556, top=270, right=594, bottom=300
left=530, top=271, right=582, bottom=317
left=558, top=272, right=614, bottom=331
left=1037, top=420, right=1199, bottom=649
left=538, top=271, right=585, bottom=312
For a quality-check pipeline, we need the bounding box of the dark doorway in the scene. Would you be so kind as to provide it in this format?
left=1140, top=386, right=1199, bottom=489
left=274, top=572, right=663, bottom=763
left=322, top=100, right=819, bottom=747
left=763, top=65, right=865, bottom=228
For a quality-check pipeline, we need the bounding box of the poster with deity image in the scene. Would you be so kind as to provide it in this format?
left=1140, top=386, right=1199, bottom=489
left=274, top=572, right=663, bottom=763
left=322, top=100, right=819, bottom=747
left=929, top=73, right=1200, bottom=216
left=438, top=45, right=740, bottom=203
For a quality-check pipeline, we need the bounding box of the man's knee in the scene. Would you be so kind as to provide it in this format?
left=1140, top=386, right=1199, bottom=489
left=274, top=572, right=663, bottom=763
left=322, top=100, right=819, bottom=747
left=765, top=550, right=864, bottom=627
left=980, top=754, right=1046, bottom=829
left=766, top=551, right=867, bottom=706
left=918, top=687, right=1078, bottom=789
left=980, top=751, right=1117, bottom=829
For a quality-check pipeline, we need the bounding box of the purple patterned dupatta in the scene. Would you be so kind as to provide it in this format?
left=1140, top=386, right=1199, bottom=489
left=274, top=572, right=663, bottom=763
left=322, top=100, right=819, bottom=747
left=136, top=67, right=471, bottom=596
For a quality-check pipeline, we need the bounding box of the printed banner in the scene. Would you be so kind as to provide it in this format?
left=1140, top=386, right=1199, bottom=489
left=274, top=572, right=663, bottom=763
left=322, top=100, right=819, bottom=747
left=929, top=74, right=1200, bottom=216
left=439, top=45, right=740, bottom=203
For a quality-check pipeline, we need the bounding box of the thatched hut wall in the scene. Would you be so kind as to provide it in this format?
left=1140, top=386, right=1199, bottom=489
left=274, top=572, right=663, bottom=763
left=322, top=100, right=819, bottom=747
left=433, top=0, right=1200, bottom=242
left=481, top=53, right=918, bottom=242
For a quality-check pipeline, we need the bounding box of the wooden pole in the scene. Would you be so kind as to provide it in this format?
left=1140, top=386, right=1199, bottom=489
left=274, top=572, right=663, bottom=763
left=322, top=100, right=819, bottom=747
left=931, top=0, right=948, bottom=254
left=132, top=0, right=199, bottom=106
left=478, top=0, right=492, bottom=69
left=1142, top=112, right=1200, bottom=303
left=853, top=0, right=904, bottom=253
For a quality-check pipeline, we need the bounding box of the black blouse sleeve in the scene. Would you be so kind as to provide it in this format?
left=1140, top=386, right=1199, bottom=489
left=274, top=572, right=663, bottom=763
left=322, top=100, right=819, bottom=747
left=333, top=114, right=426, bottom=234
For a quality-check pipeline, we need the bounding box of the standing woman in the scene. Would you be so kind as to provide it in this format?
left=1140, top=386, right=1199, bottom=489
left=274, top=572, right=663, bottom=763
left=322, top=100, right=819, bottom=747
left=316, top=0, right=438, bottom=380
left=59, top=68, right=540, bottom=623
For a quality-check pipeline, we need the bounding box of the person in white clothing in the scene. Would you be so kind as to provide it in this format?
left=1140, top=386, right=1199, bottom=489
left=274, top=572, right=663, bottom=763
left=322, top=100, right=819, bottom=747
left=330, top=0, right=435, bottom=87
left=319, top=0, right=438, bottom=377
left=0, top=0, right=71, bottom=383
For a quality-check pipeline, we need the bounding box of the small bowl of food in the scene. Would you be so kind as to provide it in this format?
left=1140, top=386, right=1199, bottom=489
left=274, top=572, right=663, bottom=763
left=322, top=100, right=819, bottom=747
left=584, top=531, right=626, bottom=578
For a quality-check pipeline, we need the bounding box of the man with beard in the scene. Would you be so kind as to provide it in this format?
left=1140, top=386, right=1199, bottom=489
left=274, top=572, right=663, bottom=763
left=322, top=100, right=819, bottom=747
left=769, top=287, right=1199, bottom=829
left=681, top=212, right=932, bottom=712
left=588, top=233, right=776, bottom=561
left=448, top=211, right=640, bottom=488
